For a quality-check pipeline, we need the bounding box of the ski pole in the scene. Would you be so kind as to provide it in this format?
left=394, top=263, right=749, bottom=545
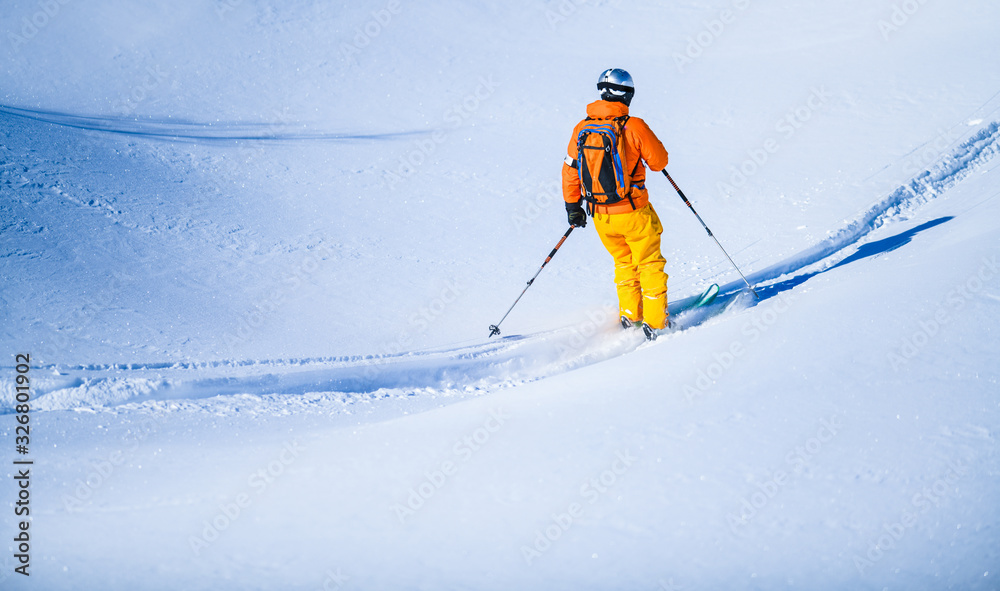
left=489, top=225, right=576, bottom=338
left=662, top=170, right=759, bottom=299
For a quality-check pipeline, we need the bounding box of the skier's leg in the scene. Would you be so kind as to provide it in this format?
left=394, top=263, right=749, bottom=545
left=625, top=205, right=669, bottom=329
left=593, top=211, right=642, bottom=323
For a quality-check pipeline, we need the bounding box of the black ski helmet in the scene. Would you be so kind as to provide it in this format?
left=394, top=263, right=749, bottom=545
left=597, top=68, right=635, bottom=107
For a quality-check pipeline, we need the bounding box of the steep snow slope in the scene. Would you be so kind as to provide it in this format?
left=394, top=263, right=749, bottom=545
left=1, top=0, right=999, bottom=589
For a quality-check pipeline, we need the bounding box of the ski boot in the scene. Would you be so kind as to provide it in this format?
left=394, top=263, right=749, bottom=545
left=641, top=318, right=675, bottom=341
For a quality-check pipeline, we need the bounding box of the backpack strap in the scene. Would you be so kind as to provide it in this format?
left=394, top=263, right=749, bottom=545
left=617, top=116, right=638, bottom=211
left=624, top=157, right=643, bottom=210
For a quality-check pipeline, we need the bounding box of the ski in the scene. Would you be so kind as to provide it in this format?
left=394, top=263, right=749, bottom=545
left=669, top=282, right=719, bottom=317
left=689, top=283, right=720, bottom=309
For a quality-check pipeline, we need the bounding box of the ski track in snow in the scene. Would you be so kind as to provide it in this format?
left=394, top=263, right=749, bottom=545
left=3, top=120, right=998, bottom=416
left=0, top=104, right=432, bottom=144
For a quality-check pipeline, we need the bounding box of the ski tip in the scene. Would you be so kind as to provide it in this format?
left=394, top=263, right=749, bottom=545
left=694, top=283, right=720, bottom=307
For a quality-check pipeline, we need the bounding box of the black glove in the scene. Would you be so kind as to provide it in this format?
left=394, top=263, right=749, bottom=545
left=566, top=201, right=587, bottom=228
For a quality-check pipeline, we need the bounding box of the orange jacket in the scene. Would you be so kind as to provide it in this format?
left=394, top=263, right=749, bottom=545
left=562, top=100, right=668, bottom=215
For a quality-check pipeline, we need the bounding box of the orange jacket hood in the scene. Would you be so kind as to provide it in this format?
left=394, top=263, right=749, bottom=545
left=586, top=100, right=629, bottom=120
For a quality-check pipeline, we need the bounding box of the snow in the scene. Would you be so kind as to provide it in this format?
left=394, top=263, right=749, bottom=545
left=2, top=0, right=1000, bottom=589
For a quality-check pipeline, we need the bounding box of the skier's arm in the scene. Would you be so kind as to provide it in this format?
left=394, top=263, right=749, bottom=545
left=562, top=124, right=584, bottom=204
left=562, top=158, right=581, bottom=204
left=630, top=118, right=669, bottom=172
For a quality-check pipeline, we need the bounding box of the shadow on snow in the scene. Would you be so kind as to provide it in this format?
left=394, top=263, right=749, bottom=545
left=755, top=216, right=954, bottom=301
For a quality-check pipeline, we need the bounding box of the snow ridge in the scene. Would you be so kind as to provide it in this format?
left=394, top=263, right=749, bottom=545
left=2, top=321, right=647, bottom=414
left=734, top=122, right=1000, bottom=294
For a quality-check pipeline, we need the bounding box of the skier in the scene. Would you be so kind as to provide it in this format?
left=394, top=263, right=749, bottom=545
left=562, top=68, right=671, bottom=340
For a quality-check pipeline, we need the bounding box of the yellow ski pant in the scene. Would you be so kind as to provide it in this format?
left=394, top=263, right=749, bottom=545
left=592, top=204, right=669, bottom=329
